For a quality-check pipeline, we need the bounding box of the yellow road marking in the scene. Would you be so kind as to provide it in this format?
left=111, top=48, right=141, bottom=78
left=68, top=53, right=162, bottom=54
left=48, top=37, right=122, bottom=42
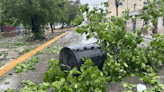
left=0, top=32, right=67, bottom=77
left=0, top=32, right=4, bottom=34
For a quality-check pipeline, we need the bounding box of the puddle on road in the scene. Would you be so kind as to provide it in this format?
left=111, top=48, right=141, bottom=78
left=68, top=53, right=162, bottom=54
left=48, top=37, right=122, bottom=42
left=0, top=30, right=164, bottom=91
left=81, top=33, right=97, bottom=45
left=65, top=31, right=97, bottom=46
left=0, top=31, right=97, bottom=91
left=0, top=74, right=19, bottom=90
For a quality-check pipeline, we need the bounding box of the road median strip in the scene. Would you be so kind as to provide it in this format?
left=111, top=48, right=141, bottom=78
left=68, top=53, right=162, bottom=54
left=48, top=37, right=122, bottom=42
left=0, top=32, right=67, bottom=77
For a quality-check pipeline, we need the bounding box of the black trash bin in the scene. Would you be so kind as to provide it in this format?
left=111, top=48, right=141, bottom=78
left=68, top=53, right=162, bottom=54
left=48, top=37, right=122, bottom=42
left=59, top=43, right=107, bottom=70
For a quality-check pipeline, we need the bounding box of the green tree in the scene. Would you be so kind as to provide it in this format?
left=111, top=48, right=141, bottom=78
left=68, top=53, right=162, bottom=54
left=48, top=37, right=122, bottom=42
left=0, top=2, right=2, bottom=23
left=60, top=0, right=80, bottom=29
left=4, top=0, right=164, bottom=92
left=66, top=0, right=81, bottom=27
left=74, top=0, right=164, bottom=82
left=1, top=0, right=66, bottom=40
left=59, top=1, right=69, bottom=29
left=139, top=0, right=164, bottom=34
left=47, top=0, right=67, bottom=34
left=0, top=1, right=2, bottom=34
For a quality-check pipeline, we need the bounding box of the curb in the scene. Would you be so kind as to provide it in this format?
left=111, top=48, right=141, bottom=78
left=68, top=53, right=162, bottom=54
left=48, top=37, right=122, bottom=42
left=49, top=27, right=77, bottom=32
left=0, top=32, right=15, bottom=34
left=0, top=32, right=67, bottom=77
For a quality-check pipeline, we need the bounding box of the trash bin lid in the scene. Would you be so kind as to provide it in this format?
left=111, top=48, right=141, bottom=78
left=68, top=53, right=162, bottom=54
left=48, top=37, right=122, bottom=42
left=59, top=43, right=107, bottom=70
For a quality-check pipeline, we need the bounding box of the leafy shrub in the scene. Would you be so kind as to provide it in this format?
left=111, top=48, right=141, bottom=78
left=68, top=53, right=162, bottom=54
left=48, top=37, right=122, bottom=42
left=73, top=1, right=164, bottom=91
left=43, top=58, right=66, bottom=82
left=14, top=42, right=25, bottom=46
left=0, top=35, right=3, bottom=40
left=23, top=48, right=35, bottom=53
left=43, top=58, right=107, bottom=92
left=4, top=0, right=164, bottom=91
left=14, top=57, right=39, bottom=73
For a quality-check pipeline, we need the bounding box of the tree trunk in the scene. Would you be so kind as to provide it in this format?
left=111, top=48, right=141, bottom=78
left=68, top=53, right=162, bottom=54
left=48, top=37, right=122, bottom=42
left=61, top=23, right=64, bottom=29
left=28, top=1, right=44, bottom=40
left=31, top=15, right=44, bottom=40
left=152, top=21, right=158, bottom=34
left=1, top=24, right=3, bottom=32
left=50, top=24, right=53, bottom=34
left=0, top=24, right=1, bottom=35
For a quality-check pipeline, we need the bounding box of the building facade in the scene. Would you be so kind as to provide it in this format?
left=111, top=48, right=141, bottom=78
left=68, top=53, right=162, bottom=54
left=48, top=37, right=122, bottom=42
left=126, top=9, right=164, bottom=34
left=106, top=0, right=164, bottom=34
left=106, top=0, right=148, bottom=17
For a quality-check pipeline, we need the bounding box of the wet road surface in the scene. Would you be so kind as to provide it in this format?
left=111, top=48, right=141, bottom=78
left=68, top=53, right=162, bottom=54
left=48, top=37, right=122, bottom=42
left=0, top=29, right=162, bottom=92
left=0, top=29, right=97, bottom=91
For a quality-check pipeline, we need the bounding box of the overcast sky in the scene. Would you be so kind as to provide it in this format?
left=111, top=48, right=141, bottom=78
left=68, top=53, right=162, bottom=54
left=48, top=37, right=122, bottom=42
left=80, top=0, right=108, bottom=10
left=79, top=0, right=108, bottom=22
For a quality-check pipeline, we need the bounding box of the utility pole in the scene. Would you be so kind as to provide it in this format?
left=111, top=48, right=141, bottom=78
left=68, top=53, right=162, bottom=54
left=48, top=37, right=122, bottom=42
left=114, top=0, right=123, bottom=16
left=115, top=0, right=120, bottom=16
left=134, top=4, right=136, bottom=11
left=133, top=4, right=137, bottom=31
left=127, top=0, right=128, bottom=9
left=115, top=0, right=118, bottom=16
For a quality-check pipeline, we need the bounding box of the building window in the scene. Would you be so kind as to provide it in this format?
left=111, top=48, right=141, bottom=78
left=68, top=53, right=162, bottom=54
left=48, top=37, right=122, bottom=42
left=143, top=2, right=147, bottom=5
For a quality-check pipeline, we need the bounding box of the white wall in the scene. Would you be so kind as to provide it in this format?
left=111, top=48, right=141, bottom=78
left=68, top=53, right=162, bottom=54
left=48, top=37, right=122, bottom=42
left=147, top=17, right=163, bottom=27
left=158, top=17, right=163, bottom=27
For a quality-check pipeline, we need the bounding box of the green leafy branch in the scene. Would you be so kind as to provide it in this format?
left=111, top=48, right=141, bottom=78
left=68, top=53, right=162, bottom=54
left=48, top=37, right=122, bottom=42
left=14, top=57, right=39, bottom=73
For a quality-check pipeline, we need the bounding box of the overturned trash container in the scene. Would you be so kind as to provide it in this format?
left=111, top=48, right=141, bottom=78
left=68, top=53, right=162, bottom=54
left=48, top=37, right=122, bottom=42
left=59, top=43, right=107, bottom=70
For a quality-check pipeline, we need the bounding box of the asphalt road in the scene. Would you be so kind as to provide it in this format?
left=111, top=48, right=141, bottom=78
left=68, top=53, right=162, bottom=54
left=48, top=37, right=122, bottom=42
left=0, top=29, right=157, bottom=92
left=0, top=29, right=97, bottom=91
